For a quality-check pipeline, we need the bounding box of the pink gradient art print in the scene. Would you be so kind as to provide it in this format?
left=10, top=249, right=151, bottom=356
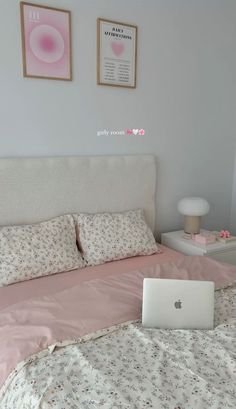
left=20, top=2, right=72, bottom=80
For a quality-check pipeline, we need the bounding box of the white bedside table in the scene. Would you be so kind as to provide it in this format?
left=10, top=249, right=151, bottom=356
left=161, top=230, right=236, bottom=266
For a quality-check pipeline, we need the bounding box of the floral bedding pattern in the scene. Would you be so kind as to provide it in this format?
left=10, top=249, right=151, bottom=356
left=0, top=214, right=84, bottom=286
left=0, top=284, right=235, bottom=409
left=74, top=209, right=159, bottom=266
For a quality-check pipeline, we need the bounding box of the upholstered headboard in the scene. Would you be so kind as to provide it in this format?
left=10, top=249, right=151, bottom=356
left=0, top=155, right=156, bottom=231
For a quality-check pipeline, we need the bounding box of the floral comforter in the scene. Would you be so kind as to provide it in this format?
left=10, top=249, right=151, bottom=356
left=1, top=283, right=236, bottom=409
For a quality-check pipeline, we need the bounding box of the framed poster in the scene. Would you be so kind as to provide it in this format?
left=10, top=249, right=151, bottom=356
left=20, top=2, right=72, bottom=80
left=97, top=18, right=137, bottom=88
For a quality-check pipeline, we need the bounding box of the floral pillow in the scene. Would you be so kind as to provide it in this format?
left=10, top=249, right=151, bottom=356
left=73, top=209, right=159, bottom=266
left=0, top=215, right=85, bottom=287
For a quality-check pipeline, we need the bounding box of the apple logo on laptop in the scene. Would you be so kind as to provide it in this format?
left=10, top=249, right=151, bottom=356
left=174, top=300, right=182, bottom=309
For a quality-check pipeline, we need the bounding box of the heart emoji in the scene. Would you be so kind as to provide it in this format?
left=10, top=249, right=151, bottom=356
left=111, top=41, right=124, bottom=57
left=132, top=129, right=139, bottom=135
left=138, top=129, right=145, bottom=135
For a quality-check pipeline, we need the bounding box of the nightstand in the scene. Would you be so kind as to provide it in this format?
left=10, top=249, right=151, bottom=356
left=161, top=230, right=236, bottom=266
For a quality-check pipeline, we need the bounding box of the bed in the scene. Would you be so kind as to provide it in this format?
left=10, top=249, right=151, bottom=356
left=0, top=155, right=236, bottom=409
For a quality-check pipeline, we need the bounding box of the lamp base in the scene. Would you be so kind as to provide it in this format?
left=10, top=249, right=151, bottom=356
left=184, top=216, right=201, bottom=234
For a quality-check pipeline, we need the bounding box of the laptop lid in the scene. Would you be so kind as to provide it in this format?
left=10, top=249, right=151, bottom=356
left=142, top=278, right=215, bottom=330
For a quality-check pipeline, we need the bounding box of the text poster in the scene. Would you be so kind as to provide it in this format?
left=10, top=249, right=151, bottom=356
left=97, top=19, right=137, bottom=88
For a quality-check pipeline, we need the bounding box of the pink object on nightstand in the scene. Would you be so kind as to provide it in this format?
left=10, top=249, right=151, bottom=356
left=220, top=230, right=231, bottom=238
left=194, top=232, right=216, bottom=245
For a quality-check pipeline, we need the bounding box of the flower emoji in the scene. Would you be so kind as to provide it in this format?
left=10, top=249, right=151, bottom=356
left=139, top=129, right=145, bottom=135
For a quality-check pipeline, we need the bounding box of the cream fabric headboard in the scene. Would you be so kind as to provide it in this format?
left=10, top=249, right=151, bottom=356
left=0, top=155, right=156, bottom=231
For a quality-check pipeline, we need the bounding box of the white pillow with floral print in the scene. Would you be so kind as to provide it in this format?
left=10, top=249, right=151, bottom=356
left=73, top=209, right=159, bottom=266
left=0, top=215, right=85, bottom=287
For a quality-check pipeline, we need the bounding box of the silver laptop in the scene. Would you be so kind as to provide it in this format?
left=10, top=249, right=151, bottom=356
left=142, top=278, right=215, bottom=330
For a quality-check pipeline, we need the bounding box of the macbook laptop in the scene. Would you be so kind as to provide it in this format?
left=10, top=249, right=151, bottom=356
left=142, top=278, right=215, bottom=330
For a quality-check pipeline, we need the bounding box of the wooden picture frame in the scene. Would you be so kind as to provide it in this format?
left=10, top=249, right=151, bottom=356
left=20, top=2, right=72, bottom=81
left=97, top=18, right=137, bottom=88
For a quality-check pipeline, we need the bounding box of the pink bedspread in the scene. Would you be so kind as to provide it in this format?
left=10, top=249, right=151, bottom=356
left=0, top=246, right=180, bottom=310
left=0, top=248, right=236, bottom=390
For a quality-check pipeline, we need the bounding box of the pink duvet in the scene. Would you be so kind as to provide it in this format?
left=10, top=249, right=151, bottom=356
left=0, top=247, right=236, bottom=390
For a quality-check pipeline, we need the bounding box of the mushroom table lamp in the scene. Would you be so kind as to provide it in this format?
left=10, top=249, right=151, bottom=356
left=177, top=197, right=210, bottom=235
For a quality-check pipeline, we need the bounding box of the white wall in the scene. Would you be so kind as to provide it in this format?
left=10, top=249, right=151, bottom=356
left=230, top=155, right=236, bottom=234
left=0, top=0, right=236, bottom=232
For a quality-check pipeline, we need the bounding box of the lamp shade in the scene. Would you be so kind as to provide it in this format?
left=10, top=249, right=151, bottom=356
left=178, top=197, right=210, bottom=217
